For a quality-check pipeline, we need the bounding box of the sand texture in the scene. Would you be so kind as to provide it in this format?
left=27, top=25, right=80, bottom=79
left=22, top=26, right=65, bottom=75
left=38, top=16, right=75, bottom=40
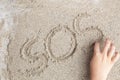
left=0, top=0, right=120, bottom=80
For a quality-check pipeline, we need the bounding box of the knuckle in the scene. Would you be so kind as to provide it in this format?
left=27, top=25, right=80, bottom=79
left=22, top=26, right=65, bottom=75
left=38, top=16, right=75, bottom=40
left=112, top=45, right=115, bottom=49
left=106, top=39, right=111, bottom=44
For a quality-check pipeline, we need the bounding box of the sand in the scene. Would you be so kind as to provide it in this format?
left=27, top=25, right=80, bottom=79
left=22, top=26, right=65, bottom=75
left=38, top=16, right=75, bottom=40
left=0, top=0, right=120, bottom=80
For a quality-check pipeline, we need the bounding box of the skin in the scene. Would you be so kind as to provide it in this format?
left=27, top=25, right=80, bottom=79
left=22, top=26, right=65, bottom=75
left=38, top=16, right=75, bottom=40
left=90, top=39, right=120, bottom=80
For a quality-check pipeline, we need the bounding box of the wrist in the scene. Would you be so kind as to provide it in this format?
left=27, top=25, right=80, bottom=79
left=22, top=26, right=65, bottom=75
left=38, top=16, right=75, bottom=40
left=90, top=76, right=107, bottom=80
left=91, top=78, right=106, bottom=80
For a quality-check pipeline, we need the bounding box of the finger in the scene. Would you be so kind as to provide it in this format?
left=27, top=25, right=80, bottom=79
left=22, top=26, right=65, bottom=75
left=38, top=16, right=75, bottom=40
left=112, top=52, right=120, bottom=63
left=94, top=42, right=100, bottom=55
left=108, top=43, right=115, bottom=58
left=103, top=39, right=111, bottom=55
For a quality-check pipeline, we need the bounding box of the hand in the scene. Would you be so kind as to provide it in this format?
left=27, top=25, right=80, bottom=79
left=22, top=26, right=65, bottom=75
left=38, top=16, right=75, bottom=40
left=90, top=39, right=120, bottom=80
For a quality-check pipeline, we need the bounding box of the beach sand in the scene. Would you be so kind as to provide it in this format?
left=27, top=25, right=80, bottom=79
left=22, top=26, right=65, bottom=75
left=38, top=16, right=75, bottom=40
left=0, top=0, right=120, bottom=80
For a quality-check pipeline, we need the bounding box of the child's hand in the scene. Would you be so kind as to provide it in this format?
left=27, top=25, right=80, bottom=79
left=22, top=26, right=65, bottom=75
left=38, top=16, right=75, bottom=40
left=90, top=39, right=120, bottom=80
